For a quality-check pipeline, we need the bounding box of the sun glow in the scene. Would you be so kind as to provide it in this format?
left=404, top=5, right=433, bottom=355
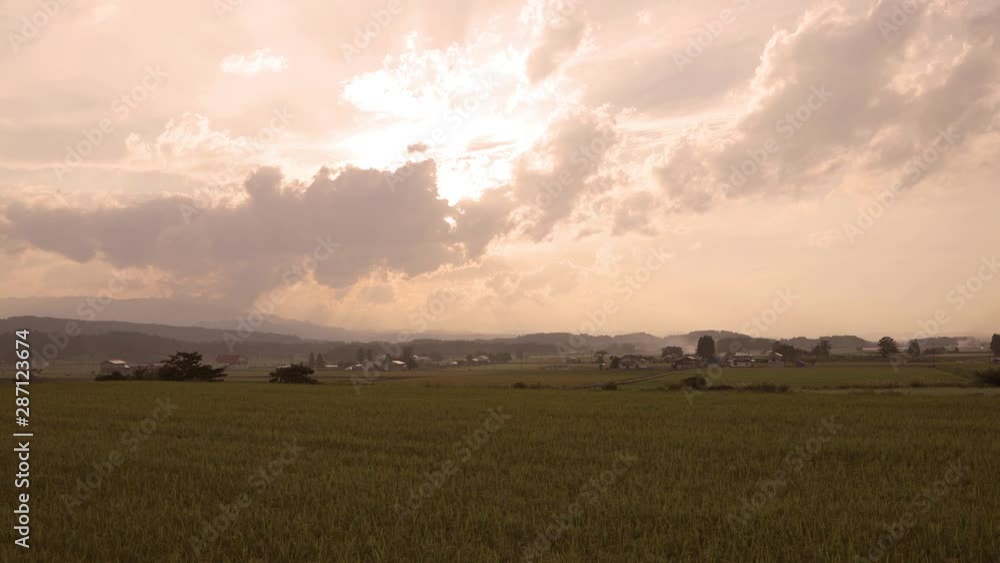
left=337, top=32, right=572, bottom=203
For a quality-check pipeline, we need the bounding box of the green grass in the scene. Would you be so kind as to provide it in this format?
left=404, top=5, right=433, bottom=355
left=628, top=366, right=969, bottom=390
left=3, top=381, right=999, bottom=562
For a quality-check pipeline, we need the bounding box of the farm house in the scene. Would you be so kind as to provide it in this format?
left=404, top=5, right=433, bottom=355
left=99, top=360, right=131, bottom=376
left=672, top=356, right=702, bottom=369
left=215, top=354, right=249, bottom=368
left=729, top=353, right=754, bottom=368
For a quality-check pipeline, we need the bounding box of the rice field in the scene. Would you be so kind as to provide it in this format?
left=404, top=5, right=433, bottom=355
left=3, top=377, right=998, bottom=562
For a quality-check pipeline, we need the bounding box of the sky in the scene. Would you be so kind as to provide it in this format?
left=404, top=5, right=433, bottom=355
left=1, top=0, right=998, bottom=339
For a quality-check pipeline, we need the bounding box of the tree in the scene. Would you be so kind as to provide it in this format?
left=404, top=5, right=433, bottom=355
left=991, top=334, right=1000, bottom=357
left=696, top=336, right=716, bottom=362
left=269, top=363, right=318, bottom=384
left=661, top=346, right=683, bottom=361
left=877, top=337, right=899, bottom=359
left=907, top=340, right=921, bottom=357
left=609, top=355, right=621, bottom=369
left=308, top=352, right=316, bottom=368
left=402, top=346, right=417, bottom=369
left=812, top=340, right=832, bottom=359
left=315, top=353, right=326, bottom=370
left=158, top=351, right=227, bottom=382
left=356, top=348, right=366, bottom=364
left=132, top=366, right=155, bottom=380
left=593, top=350, right=608, bottom=365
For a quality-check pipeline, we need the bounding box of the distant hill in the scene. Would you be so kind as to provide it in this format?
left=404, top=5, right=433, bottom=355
left=4, top=316, right=981, bottom=369
left=785, top=335, right=876, bottom=351
left=0, top=316, right=303, bottom=344
left=0, top=297, right=508, bottom=343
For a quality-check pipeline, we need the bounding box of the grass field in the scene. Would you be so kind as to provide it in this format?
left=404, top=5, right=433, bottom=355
left=3, top=378, right=999, bottom=562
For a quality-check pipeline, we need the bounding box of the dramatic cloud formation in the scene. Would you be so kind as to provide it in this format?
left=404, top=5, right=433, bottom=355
left=656, top=0, right=1000, bottom=212
left=524, top=0, right=589, bottom=82
left=1, top=162, right=514, bottom=304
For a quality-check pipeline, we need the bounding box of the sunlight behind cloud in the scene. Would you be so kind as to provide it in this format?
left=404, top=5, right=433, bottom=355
left=339, top=31, right=580, bottom=202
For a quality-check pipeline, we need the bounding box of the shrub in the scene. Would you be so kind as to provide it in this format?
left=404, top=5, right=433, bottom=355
left=602, top=382, right=619, bottom=391
left=973, top=368, right=1000, bottom=387
left=270, top=364, right=319, bottom=384
left=132, top=366, right=157, bottom=380
left=159, top=352, right=227, bottom=382
left=95, top=371, right=130, bottom=382
left=744, top=383, right=790, bottom=393
left=682, top=376, right=709, bottom=391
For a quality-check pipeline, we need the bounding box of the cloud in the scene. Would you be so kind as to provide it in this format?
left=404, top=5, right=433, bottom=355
left=452, top=186, right=517, bottom=257
left=220, top=49, right=288, bottom=75
left=125, top=113, right=276, bottom=173
left=654, top=1, right=1000, bottom=212
left=511, top=109, right=621, bottom=240
left=358, top=283, right=396, bottom=305
left=0, top=161, right=515, bottom=305
left=525, top=0, right=588, bottom=82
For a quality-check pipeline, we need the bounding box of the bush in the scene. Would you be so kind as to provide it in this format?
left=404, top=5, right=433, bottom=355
left=682, top=376, right=709, bottom=391
left=95, top=371, right=130, bottom=382
left=270, top=364, right=319, bottom=384
left=158, top=352, right=227, bottom=382
left=512, top=382, right=549, bottom=390
left=602, top=382, right=619, bottom=391
left=973, top=368, right=1000, bottom=387
left=744, top=383, right=790, bottom=393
